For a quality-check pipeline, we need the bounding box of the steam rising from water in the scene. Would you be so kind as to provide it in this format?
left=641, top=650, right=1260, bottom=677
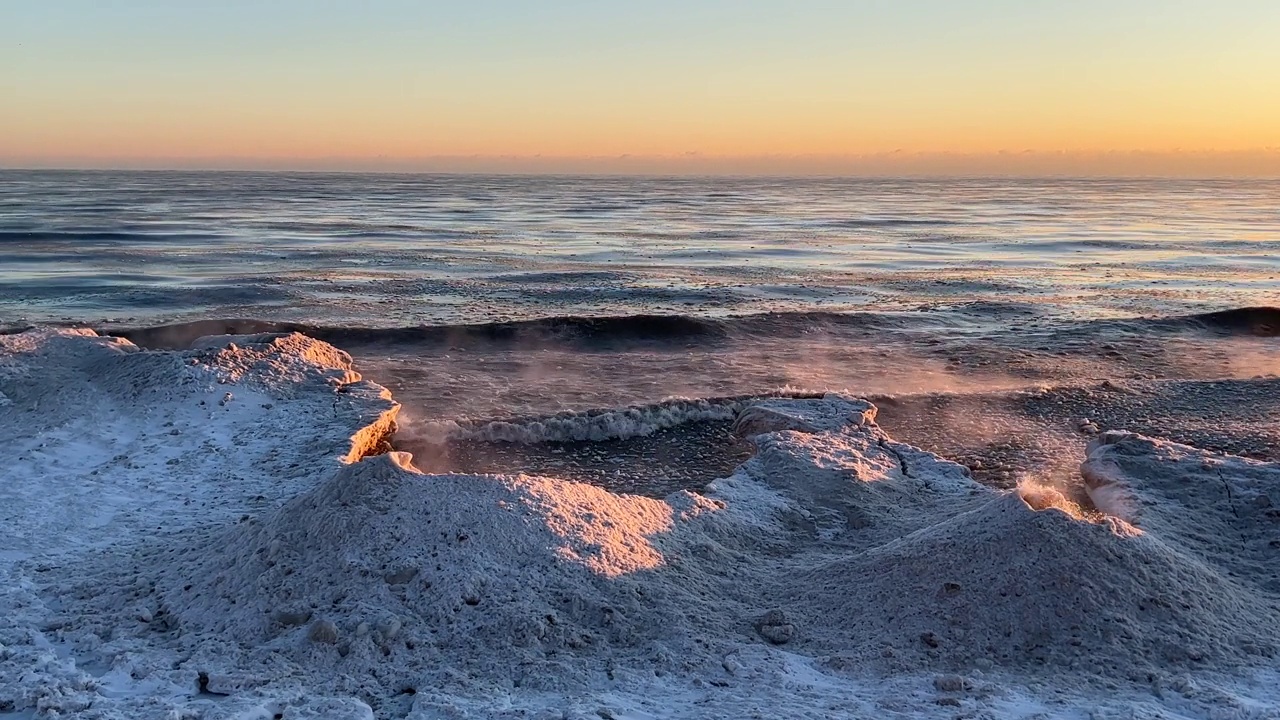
left=368, top=325, right=1280, bottom=499
left=59, top=307, right=1280, bottom=498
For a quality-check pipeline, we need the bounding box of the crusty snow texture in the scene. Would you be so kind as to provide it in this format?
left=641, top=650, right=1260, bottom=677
left=2, top=329, right=1279, bottom=720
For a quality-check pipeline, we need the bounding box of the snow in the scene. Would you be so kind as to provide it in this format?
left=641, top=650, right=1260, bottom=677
left=2, top=328, right=1279, bottom=719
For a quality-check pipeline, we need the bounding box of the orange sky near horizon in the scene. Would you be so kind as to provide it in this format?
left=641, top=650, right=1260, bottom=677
left=4, top=1, right=1279, bottom=174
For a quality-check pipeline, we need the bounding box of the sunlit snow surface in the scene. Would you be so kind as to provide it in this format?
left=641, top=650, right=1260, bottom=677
left=2, top=329, right=1280, bottom=719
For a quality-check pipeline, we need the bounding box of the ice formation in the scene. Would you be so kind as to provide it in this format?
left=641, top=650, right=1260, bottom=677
left=2, top=329, right=1278, bottom=719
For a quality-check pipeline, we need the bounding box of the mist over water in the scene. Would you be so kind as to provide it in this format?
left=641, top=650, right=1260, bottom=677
left=4, top=171, right=1280, bottom=496
left=355, top=316, right=1280, bottom=496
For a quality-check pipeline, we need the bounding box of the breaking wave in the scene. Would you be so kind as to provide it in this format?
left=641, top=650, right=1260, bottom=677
left=6, top=305, right=1275, bottom=350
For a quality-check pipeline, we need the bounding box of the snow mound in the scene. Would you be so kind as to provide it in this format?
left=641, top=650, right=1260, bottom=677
left=0, top=328, right=183, bottom=435
left=791, top=492, right=1280, bottom=677
left=135, top=452, right=729, bottom=694
left=5, top=329, right=1280, bottom=718
left=1083, top=431, right=1280, bottom=594
left=736, top=405, right=986, bottom=548
left=50, top=392, right=991, bottom=712
left=0, top=329, right=397, bottom=559
left=739, top=421, right=1280, bottom=679
left=732, top=394, right=877, bottom=436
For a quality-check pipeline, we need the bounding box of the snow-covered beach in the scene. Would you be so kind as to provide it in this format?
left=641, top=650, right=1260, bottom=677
left=4, top=328, right=1279, bottom=719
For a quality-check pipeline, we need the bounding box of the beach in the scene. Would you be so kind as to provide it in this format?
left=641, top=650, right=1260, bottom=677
left=2, top=172, right=1280, bottom=718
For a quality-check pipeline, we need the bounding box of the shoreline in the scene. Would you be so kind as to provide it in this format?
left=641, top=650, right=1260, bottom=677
left=2, top=328, right=1278, bottom=718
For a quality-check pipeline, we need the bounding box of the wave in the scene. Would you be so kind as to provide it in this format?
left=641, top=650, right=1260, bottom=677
left=398, top=392, right=825, bottom=445
left=94, top=311, right=924, bottom=350
left=5, top=305, right=1277, bottom=349
left=1177, top=306, right=1280, bottom=336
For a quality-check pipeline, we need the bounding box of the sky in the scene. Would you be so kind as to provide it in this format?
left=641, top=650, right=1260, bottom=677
left=2, top=0, right=1279, bottom=175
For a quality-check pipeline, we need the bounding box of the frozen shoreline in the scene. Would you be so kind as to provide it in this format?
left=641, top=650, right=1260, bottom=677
left=2, top=329, right=1279, bottom=719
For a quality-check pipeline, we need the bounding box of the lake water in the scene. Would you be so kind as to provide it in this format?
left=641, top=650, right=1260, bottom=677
left=3, top=171, right=1278, bottom=327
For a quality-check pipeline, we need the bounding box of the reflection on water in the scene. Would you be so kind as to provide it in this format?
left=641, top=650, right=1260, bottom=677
left=3, top=172, right=1279, bottom=326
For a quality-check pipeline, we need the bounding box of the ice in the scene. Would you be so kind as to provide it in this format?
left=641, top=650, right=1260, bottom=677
left=2, top=329, right=1278, bottom=719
